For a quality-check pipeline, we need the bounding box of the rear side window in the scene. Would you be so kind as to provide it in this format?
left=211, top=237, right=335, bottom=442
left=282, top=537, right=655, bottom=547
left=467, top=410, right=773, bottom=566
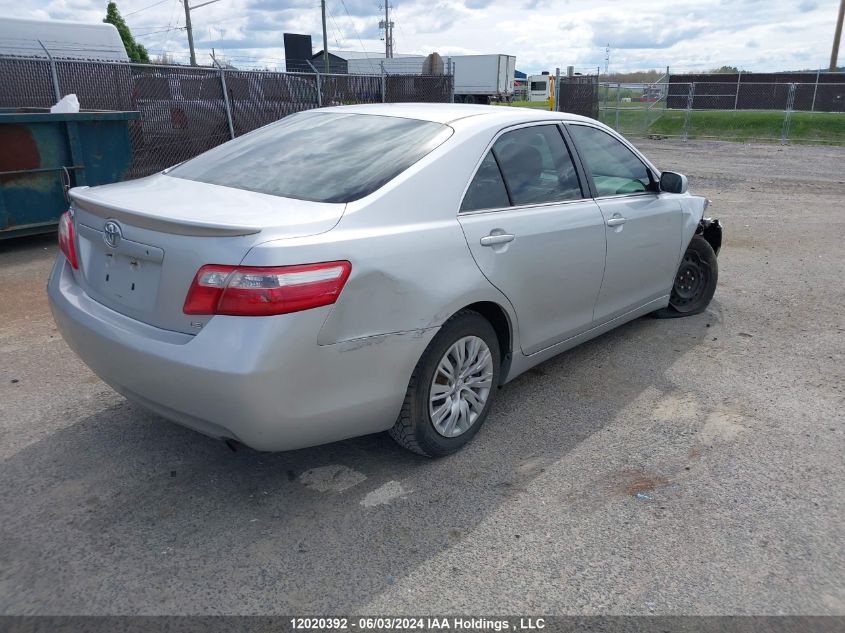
left=168, top=111, right=453, bottom=203
left=568, top=124, right=652, bottom=196
left=460, top=152, right=509, bottom=212
left=492, top=125, right=582, bottom=206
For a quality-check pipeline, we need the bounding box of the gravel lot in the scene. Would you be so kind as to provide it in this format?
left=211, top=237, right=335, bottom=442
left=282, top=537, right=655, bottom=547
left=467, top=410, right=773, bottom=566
left=0, top=139, right=843, bottom=616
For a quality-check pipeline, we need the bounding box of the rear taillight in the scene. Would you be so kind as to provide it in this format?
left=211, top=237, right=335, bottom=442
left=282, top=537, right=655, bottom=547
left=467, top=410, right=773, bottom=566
left=183, top=261, right=352, bottom=316
left=58, top=210, right=79, bottom=269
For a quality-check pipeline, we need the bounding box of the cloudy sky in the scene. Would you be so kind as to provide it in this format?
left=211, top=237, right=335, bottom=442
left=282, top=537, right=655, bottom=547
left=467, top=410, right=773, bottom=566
left=4, top=0, right=841, bottom=73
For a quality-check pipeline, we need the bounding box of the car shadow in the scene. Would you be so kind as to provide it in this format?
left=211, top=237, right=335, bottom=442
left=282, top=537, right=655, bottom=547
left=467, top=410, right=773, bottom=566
left=0, top=306, right=721, bottom=614
left=0, top=232, right=56, bottom=259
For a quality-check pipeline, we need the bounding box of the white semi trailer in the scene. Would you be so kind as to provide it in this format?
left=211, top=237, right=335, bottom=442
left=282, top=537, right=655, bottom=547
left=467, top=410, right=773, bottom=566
left=347, top=53, right=517, bottom=104
left=451, top=54, right=516, bottom=103
left=0, top=17, right=129, bottom=61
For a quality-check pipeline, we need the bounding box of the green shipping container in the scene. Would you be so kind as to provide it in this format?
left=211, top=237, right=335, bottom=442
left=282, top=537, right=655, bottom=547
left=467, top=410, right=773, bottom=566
left=0, top=108, right=139, bottom=239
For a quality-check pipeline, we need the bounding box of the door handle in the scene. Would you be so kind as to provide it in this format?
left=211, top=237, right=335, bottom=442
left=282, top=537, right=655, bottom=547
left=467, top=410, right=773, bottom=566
left=606, top=216, right=627, bottom=227
left=480, top=233, right=515, bottom=246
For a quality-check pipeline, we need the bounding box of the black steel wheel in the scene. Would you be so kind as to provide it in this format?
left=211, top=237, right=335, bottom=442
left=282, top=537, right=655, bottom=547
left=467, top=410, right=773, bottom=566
left=654, top=235, right=718, bottom=318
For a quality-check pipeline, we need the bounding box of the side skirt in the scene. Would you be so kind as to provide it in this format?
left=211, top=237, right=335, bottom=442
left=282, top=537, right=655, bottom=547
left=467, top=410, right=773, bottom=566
left=503, top=296, right=669, bottom=383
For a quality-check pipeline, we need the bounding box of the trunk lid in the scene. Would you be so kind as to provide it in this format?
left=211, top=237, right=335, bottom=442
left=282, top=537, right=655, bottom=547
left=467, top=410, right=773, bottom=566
left=69, top=174, right=345, bottom=334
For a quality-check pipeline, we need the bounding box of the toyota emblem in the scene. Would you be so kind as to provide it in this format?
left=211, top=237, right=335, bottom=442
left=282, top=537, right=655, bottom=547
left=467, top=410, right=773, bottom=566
left=103, top=220, right=122, bottom=248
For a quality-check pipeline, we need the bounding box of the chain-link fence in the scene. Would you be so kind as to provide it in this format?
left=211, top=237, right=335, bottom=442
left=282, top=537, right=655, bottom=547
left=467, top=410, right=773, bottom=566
left=598, top=81, right=845, bottom=145
left=556, top=73, right=599, bottom=119
left=0, top=55, right=454, bottom=178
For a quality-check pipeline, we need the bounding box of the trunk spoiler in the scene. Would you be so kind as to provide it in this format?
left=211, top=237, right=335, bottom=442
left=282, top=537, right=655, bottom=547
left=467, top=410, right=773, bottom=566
left=70, top=190, right=262, bottom=237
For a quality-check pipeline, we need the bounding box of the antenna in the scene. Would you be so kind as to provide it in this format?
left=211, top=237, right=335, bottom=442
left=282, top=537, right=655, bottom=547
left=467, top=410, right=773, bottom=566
left=379, top=3, right=394, bottom=58
left=604, top=43, right=610, bottom=76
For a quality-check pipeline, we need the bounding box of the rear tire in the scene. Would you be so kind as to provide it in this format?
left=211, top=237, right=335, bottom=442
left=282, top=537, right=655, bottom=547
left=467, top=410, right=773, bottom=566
left=654, top=235, right=718, bottom=318
left=389, top=310, right=500, bottom=457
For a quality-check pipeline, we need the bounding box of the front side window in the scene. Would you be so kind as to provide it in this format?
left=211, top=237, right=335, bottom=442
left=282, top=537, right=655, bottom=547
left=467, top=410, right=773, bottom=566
left=530, top=81, right=547, bottom=91
left=568, top=124, right=653, bottom=197
left=169, top=111, right=452, bottom=203
left=491, top=125, right=582, bottom=206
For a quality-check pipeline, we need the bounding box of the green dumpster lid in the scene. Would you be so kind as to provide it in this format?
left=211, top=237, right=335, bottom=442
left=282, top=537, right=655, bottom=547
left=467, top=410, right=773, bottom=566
left=0, top=108, right=140, bottom=123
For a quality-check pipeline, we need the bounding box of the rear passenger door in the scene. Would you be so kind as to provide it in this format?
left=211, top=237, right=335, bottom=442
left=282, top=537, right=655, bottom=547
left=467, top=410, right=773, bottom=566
left=567, top=124, right=682, bottom=323
left=458, top=123, right=607, bottom=356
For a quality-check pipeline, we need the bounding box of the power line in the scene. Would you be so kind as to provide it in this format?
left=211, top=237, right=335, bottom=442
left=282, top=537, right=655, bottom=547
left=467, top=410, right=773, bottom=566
left=337, top=0, right=370, bottom=58
left=136, top=27, right=187, bottom=37
left=392, top=3, right=410, bottom=53
left=326, top=4, right=346, bottom=49
left=162, top=0, right=182, bottom=55
left=125, top=0, right=171, bottom=16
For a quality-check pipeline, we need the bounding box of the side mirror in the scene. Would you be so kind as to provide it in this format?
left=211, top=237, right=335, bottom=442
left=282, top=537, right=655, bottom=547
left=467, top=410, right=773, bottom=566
left=660, top=171, right=688, bottom=194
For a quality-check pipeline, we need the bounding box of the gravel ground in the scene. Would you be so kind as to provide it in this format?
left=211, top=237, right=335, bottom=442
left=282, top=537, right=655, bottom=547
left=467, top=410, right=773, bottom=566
left=0, top=139, right=843, bottom=616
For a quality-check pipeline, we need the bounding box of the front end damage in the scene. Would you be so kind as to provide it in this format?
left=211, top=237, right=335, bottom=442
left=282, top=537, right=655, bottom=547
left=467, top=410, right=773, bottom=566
left=697, top=216, right=722, bottom=256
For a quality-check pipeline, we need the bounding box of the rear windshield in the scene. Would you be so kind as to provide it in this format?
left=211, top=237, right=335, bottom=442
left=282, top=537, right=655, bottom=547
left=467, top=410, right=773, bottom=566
left=167, top=111, right=453, bottom=203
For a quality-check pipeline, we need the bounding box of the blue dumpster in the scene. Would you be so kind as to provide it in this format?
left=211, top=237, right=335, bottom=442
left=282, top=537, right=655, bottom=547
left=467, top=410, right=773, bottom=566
left=0, top=108, right=139, bottom=239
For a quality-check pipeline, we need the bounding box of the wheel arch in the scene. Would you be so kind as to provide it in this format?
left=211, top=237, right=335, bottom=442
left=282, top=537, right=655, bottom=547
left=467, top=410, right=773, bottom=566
left=458, top=300, right=513, bottom=383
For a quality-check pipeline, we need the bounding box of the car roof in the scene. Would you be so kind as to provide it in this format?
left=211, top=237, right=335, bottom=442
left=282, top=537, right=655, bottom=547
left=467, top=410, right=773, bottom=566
left=322, top=102, right=597, bottom=126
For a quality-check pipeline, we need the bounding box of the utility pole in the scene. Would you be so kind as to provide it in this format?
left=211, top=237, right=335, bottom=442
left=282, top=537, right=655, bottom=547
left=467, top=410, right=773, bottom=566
left=183, top=0, right=221, bottom=66
left=380, top=3, right=393, bottom=58
left=385, top=2, right=391, bottom=58
left=321, top=0, right=329, bottom=73
left=831, top=0, right=845, bottom=71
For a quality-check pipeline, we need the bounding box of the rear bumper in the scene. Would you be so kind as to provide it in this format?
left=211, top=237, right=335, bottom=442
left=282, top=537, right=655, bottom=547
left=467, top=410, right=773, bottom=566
left=47, top=256, right=437, bottom=451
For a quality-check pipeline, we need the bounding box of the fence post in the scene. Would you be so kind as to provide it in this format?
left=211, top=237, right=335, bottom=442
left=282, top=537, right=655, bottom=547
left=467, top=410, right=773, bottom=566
left=316, top=74, right=323, bottom=107
left=306, top=60, right=322, bottom=107
left=211, top=53, right=235, bottom=140
left=552, top=67, right=559, bottom=112
left=811, top=69, right=820, bottom=112
left=37, top=40, right=62, bottom=103
left=781, top=83, right=796, bottom=145
left=380, top=61, right=386, bottom=103
left=614, top=82, right=621, bottom=131
left=682, top=82, right=695, bottom=142
left=734, top=70, right=741, bottom=110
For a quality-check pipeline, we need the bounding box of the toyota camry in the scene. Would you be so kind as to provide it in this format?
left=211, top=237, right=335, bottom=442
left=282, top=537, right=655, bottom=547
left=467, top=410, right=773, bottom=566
left=48, top=103, right=722, bottom=457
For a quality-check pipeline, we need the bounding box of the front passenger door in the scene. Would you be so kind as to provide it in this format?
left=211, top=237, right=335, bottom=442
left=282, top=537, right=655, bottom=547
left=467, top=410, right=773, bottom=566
left=567, top=124, right=682, bottom=324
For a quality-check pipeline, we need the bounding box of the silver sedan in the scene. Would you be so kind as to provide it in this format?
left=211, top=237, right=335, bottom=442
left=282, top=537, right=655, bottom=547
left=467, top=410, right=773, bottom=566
left=48, top=104, right=722, bottom=457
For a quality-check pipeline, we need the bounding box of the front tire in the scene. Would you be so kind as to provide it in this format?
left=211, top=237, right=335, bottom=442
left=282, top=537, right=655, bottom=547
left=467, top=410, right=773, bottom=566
left=389, top=310, right=500, bottom=457
left=654, top=235, right=718, bottom=318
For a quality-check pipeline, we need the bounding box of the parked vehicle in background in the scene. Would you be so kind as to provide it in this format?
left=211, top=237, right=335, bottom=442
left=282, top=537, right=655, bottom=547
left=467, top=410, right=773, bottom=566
left=452, top=54, right=516, bottom=103
left=128, top=69, right=230, bottom=173
left=528, top=73, right=554, bottom=102
left=221, top=70, right=319, bottom=134
left=347, top=53, right=516, bottom=104
left=347, top=56, right=424, bottom=75
left=48, top=104, right=721, bottom=458
left=0, top=17, right=128, bottom=61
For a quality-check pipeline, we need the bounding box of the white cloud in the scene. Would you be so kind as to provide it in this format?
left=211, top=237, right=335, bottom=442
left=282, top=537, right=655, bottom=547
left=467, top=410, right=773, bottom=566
left=0, top=0, right=839, bottom=72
